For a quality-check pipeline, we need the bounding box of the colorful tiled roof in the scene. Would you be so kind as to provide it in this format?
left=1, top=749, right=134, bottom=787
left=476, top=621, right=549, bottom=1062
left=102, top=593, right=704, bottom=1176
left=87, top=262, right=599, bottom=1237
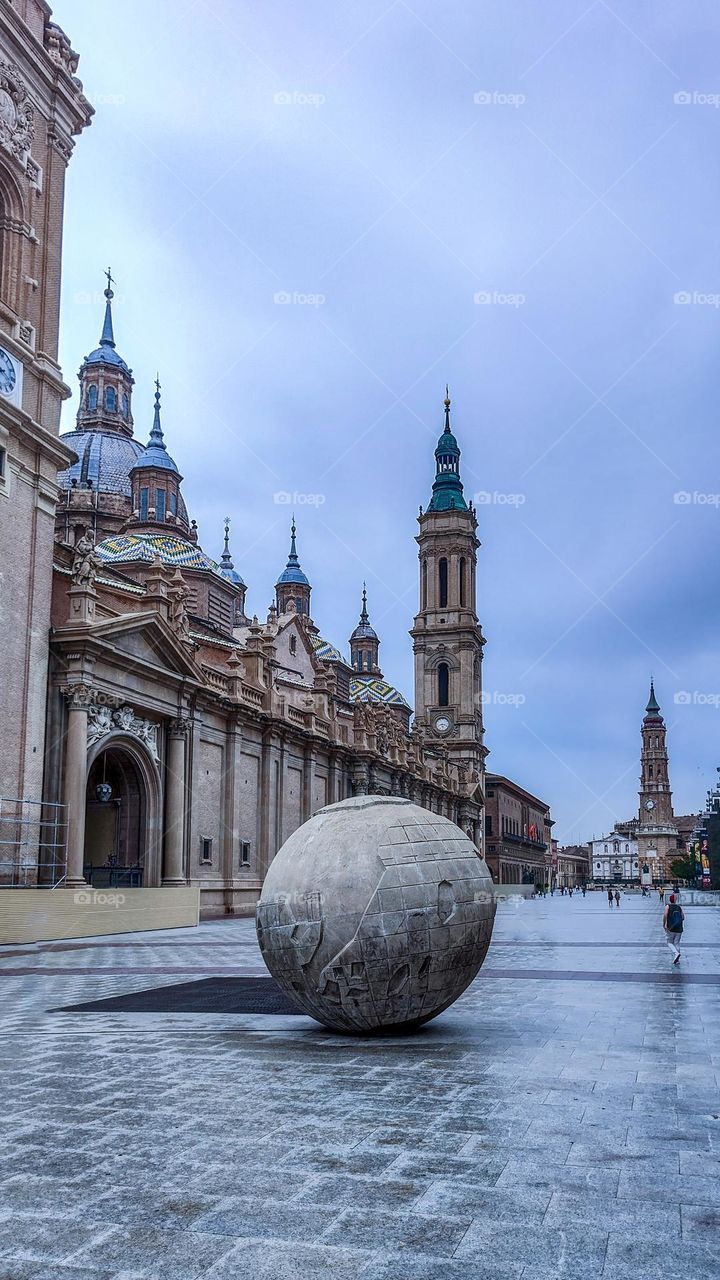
left=350, top=675, right=411, bottom=708
left=312, top=635, right=345, bottom=663
left=95, top=532, right=227, bottom=579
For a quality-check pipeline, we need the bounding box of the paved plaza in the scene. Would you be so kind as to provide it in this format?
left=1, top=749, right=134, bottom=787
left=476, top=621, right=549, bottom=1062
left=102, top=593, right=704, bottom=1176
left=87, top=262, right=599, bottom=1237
left=2, top=892, right=720, bottom=1279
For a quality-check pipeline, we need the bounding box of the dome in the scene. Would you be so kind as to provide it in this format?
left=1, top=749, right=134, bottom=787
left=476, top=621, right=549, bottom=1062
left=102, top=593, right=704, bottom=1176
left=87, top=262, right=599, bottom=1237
left=350, top=675, right=410, bottom=709
left=312, top=635, right=345, bottom=663
left=132, top=443, right=180, bottom=474
left=257, top=795, right=495, bottom=1032
left=95, top=532, right=225, bottom=578
left=82, top=345, right=131, bottom=374
left=58, top=430, right=145, bottom=498
left=350, top=620, right=379, bottom=643
left=277, top=563, right=310, bottom=586
left=218, top=564, right=245, bottom=586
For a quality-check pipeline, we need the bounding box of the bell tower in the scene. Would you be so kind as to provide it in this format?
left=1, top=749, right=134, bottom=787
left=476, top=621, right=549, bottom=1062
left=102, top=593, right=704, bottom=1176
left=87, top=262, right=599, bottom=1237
left=410, top=390, right=486, bottom=796
left=637, top=680, right=679, bottom=880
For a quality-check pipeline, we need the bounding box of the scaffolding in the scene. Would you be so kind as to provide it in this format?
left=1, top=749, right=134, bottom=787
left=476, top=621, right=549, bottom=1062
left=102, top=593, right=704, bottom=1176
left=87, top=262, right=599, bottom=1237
left=0, top=798, right=68, bottom=888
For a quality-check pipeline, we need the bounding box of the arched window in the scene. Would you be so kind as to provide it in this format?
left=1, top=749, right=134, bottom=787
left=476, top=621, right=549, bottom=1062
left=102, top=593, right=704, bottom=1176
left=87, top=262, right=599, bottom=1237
left=421, top=560, right=427, bottom=610
left=105, top=386, right=116, bottom=412
left=122, top=392, right=129, bottom=419
left=87, top=384, right=98, bottom=411
left=169, top=492, right=177, bottom=516
left=438, top=558, right=448, bottom=608
left=459, top=556, right=466, bottom=607
left=649, top=765, right=653, bottom=777
left=438, top=662, right=449, bottom=706
left=139, top=487, right=149, bottom=521
left=289, top=635, right=297, bottom=656
left=155, top=488, right=166, bottom=521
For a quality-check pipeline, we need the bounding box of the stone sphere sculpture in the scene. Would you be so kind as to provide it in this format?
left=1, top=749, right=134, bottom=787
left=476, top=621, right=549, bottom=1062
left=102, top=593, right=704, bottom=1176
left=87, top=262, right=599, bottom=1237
left=256, top=795, right=496, bottom=1033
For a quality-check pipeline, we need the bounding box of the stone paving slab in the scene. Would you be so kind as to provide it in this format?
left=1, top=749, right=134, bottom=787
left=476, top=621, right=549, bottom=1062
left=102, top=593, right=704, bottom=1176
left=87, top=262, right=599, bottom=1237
left=0, top=896, right=719, bottom=1277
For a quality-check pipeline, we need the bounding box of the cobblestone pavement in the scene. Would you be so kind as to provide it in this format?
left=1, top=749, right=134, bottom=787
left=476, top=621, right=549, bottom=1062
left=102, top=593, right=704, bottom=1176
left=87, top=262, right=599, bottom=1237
left=1, top=892, right=719, bottom=1278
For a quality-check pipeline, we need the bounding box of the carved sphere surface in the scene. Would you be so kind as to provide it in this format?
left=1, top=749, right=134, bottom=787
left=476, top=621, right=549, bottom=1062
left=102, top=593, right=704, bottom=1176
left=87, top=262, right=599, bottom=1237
left=256, top=796, right=496, bottom=1033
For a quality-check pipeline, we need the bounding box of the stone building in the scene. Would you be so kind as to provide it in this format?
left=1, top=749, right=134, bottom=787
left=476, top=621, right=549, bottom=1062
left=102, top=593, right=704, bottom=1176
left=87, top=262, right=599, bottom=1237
left=0, top=1, right=91, bottom=857
left=34, top=293, right=489, bottom=914
left=483, top=773, right=554, bottom=884
left=554, top=843, right=590, bottom=889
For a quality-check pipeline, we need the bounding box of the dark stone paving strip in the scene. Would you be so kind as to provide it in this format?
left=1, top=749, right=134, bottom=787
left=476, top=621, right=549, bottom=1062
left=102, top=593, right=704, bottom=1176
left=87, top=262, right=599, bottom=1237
left=52, top=976, right=301, bottom=1016
left=490, top=940, right=719, bottom=948
left=0, top=966, right=269, bottom=977
left=481, top=969, right=720, bottom=985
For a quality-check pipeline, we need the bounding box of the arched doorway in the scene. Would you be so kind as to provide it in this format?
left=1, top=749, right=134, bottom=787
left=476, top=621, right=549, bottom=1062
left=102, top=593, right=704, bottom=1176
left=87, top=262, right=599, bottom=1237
left=84, top=736, right=162, bottom=886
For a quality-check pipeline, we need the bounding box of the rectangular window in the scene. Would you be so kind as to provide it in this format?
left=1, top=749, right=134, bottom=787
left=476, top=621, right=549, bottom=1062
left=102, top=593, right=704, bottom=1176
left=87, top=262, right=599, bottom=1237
left=240, top=841, right=251, bottom=866
left=485, top=815, right=493, bottom=836
left=169, top=492, right=177, bottom=515
left=200, top=836, right=213, bottom=863
left=156, top=488, right=166, bottom=520
left=139, top=487, right=149, bottom=520
left=0, top=446, right=5, bottom=480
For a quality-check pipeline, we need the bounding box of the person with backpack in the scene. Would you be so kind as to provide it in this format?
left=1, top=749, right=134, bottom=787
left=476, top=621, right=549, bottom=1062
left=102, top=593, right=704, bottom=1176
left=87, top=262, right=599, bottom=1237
left=663, top=894, right=684, bottom=964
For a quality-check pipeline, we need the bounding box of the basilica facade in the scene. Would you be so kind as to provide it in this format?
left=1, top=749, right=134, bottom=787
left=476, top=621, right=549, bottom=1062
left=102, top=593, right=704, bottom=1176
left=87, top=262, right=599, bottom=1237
left=37, top=288, right=488, bottom=914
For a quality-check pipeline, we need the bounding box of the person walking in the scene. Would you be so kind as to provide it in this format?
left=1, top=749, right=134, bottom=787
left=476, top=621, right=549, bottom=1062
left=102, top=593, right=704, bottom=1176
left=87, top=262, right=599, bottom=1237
left=658, top=886, right=665, bottom=904
left=614, top=889, right=621, bottom=908
left=581, top=885, right=587, bottom=898
left=663, top=893, right=684, bottom=964
left=607, top=887, right=613, bottom=908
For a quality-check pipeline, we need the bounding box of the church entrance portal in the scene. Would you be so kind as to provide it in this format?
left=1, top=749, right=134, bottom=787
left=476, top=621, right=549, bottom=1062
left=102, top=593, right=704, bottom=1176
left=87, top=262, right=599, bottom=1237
left=84, top=747, right=147, bottom=887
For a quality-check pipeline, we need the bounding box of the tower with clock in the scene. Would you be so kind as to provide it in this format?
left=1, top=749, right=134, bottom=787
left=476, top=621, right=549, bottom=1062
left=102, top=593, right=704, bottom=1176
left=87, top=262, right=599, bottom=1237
left=636, top=680, right=680, bottom=880
left=410, top=391, right=487, bottom=846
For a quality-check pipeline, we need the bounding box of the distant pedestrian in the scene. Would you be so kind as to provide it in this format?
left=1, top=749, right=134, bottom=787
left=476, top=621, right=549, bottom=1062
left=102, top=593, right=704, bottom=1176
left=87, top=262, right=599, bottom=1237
left=663, top=893, right=684, bottom=964
left=569, top=887, right=573, bottom=898
left=658, top=887, right=665, bottom=904
left=607, top=887, right=613, bottom=908
left=550, top=886, right=554, bottom=897
left=614, top=889, right=621, bottom=908
left=581, top=885, right=587, bottom=898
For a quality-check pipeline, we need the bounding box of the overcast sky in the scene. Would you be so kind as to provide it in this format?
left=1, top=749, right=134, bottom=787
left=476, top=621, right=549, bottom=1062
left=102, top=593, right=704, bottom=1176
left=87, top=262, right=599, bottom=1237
left=55, top=0, right=720, bottom=843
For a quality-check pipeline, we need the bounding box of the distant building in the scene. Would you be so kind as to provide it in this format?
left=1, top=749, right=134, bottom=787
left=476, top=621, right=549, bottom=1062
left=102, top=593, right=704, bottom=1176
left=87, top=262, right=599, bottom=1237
left=590, top=832, right=638, bottom=883
left=555, top=843, right=590, bottom=887
left=484, top=774, right=553, bottom=885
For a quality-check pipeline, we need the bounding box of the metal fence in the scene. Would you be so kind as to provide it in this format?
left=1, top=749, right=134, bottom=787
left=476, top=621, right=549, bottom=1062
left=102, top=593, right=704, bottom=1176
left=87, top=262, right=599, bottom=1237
left=0, top=798, right=67, bottom=888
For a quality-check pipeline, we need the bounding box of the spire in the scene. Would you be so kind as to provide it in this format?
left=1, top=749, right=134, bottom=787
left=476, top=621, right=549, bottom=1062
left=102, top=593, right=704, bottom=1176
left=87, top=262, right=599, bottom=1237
left=428, top=386, right=467, bottom=513
left=276, top=517, right=310, bottom=588
left=148, top=375, right=166, bottom=450
left=646, top=679, right=660, bottom=714
left=217, top=515, right=247, bottom=588
left=350, top=580, right=380, bottom=672
left=221, top=516, right=234, bottom=568
left=100, top=268, right=116, bottom=348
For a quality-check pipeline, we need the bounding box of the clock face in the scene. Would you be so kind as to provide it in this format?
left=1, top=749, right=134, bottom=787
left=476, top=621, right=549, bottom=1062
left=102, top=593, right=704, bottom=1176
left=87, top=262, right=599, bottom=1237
left=0, top=349, right=16, bottom=395
left=644, top=799, right=655, bottom=812
left=434, top=716, right=451, bottom=733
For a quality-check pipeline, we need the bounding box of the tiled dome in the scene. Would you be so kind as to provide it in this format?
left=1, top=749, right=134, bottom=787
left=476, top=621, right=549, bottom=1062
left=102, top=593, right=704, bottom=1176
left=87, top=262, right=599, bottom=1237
left=95, top=532, right=225, bottom=578
left=58, top=430, right=145, bottom=498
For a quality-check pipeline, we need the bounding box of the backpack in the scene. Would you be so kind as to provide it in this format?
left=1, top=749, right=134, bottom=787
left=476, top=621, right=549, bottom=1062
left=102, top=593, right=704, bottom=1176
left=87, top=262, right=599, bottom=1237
left=667, top=904, right=683, bottom=932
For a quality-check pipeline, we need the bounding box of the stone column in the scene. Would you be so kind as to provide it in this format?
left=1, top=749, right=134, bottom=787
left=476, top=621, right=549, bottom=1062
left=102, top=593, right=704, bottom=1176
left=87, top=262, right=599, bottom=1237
left=302, top=746, right=316, bottom=821
left=62, top=685, right=93, bottom=888
left=163, top=718, right=189, bottom=885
